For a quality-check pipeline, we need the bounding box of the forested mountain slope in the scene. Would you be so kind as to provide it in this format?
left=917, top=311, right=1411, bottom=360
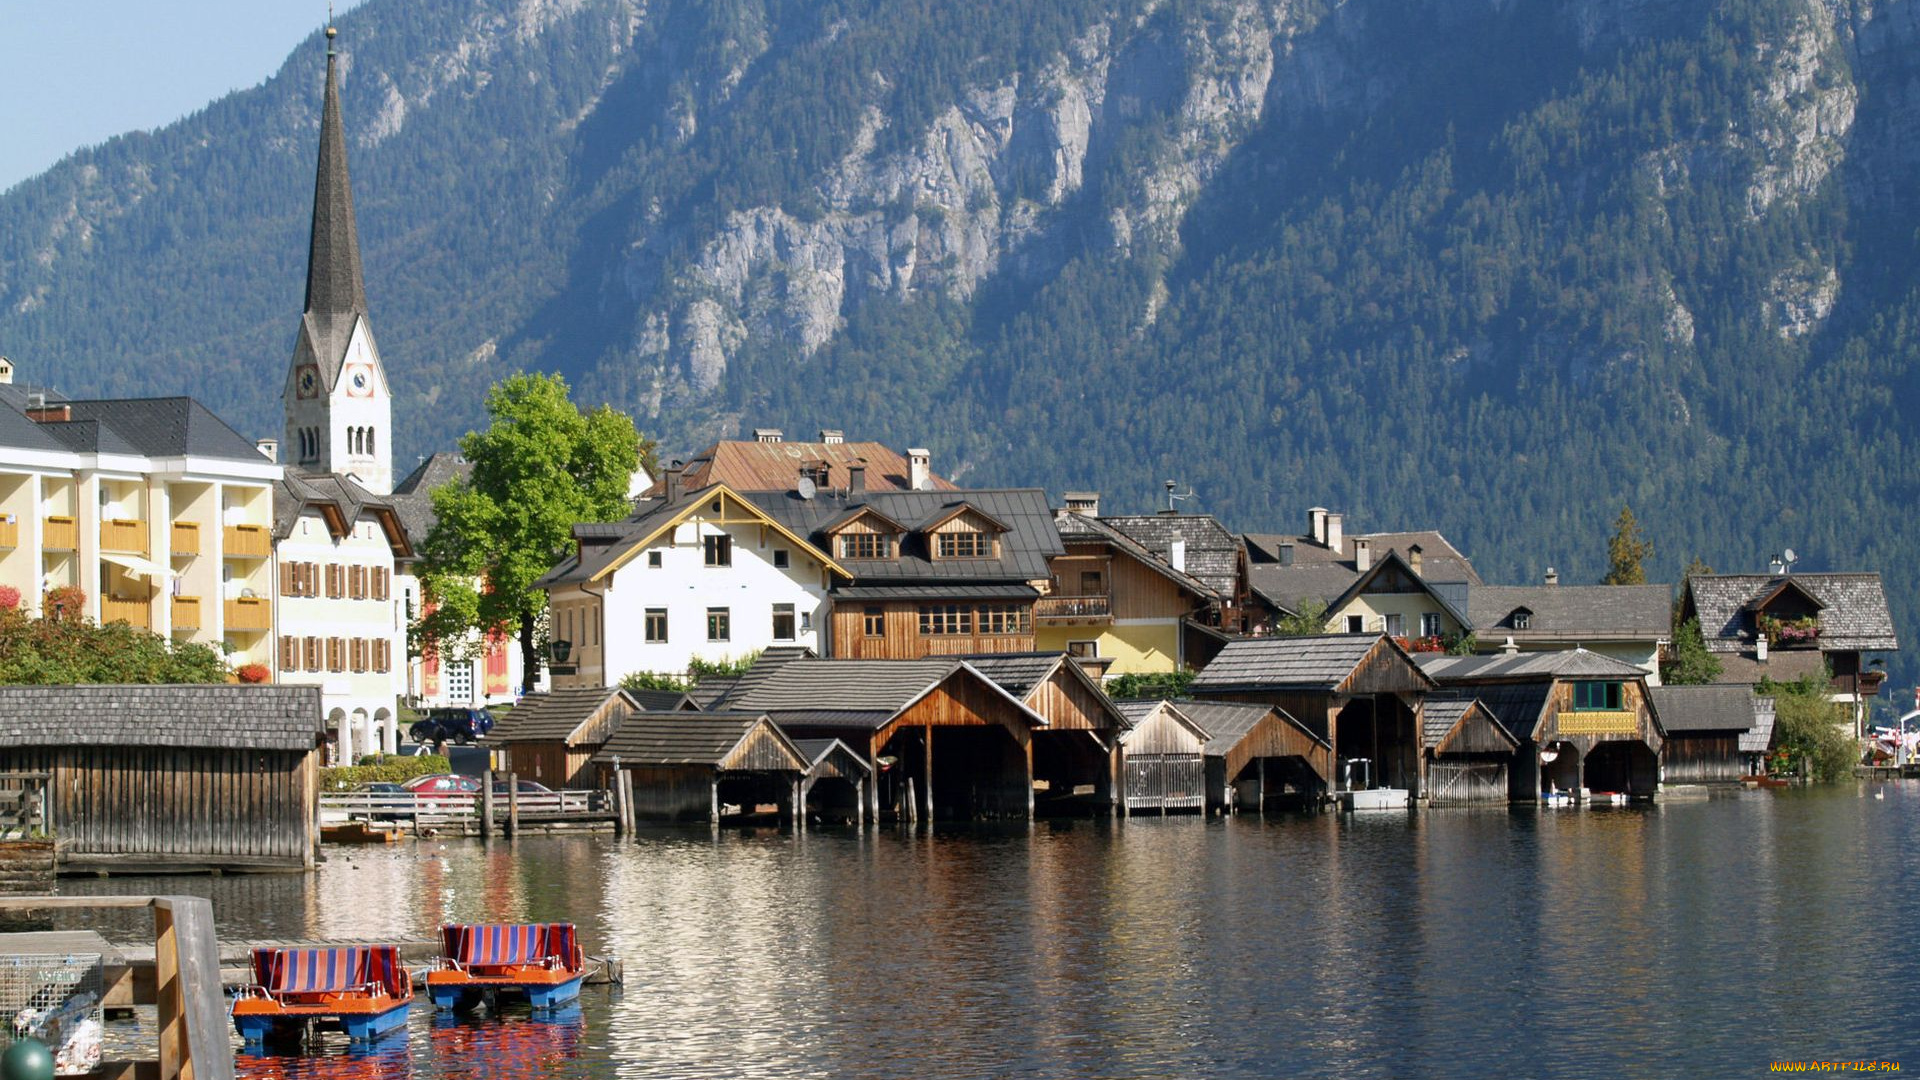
left=1, top=0, right=1916, bottom=687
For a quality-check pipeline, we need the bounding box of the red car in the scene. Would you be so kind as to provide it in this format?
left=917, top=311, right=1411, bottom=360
left=402, top=774, right=482, bottom=800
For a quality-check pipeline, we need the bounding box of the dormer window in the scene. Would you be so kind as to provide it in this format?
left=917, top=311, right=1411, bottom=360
left=839, top=533, right=895, bottom=560
left=1510, top=607, right=1533, bottom=630
left=936, top=531, right=992, bottom=559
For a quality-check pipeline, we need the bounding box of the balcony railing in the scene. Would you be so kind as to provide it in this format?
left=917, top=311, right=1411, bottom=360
left=42, top=515, right=77, bottom=551
left=171, top=521, right=201, bottom=557
left=223, top=524, right=271, bottom=559
left=225, top=596, right=271, bottom=631
left=101, top=518, right=148, bottom=555
left=1034, top=594, right=1114, bottom=622
left=102, top=596, right=152, bottom=630
left=0, top=519, right=16, bottom=549
left=1555, top=710, right=1638, bottom=737
left=172, top=595, right=202, bottom=630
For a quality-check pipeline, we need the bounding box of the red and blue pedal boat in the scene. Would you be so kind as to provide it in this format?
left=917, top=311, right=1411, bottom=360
left=426, top=923, right=585, bottom=1011
left=232, top=945, right=414, bottom=1044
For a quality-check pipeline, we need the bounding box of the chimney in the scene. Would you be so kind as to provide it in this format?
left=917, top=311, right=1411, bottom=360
left=1353, top=537, right=1372, bottom=573
left=1407, top=544, right=1423, bottom=576
left=908, top=448, right=931, bottom=491
left=1544, top=567, right=1560, bottom=587
left=819, top=429, right=844, bottom=445
left=1325, top=513, right=1344, bottom=556
left=0, top=357, right=13, bottom=384
left=754, top=428, right=784, bottom=444
left=1064, top=492, right=1100, bottom=517
left=1500, top=636, right=1519, bottom=655
left=25, top=402, right=69, bottom=424
left=256, top=438, right=279, bottom=463
left=848, top=461, right=866, bottom=498
left=1756, top=635, right=1769, bottom=661
left=1278, top=543, right=1294, bottom=567
left=1769, top=556, right=1785, bottom=576
left=1169, top=538, right=1187, bottom=572
left=1308, top=507, right=1328, bottom=545
left=664, top=460, right=684, bottom=503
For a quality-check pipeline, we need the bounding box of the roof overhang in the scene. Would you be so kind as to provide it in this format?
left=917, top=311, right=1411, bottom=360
left=591, top=483, right=850, bottom=582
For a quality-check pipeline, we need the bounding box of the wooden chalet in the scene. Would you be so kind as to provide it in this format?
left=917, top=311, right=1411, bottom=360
left=0, top=685, right=324, bottom=873
left=1177, top=700, right=1333, bottom=812
left=591, top=712, right=809, bottom=823
left=1650, top=684, right=1759, bottom=784
left=790, top=738, right=872, bottom=825
left=966, top=653, right=1132, bottom=815
left=718, top=654, right=1048, bottom=820
left=1421, top=695, right=1519, bottom=805
left=492, top=686, right=648, bottom=789
left=1112, top=700, right=1210, bottom=814
left=1189, top=634, right=1434, bottom=797
left=1418, top=650, right=1665, bottom=800
left=1040, top=509, right=1220, bottom=674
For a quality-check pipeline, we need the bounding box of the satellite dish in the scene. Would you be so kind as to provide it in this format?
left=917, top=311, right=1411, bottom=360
left=1783, top=548, right=1797, bottom=564
left=797, top=476, right=817, bottom=500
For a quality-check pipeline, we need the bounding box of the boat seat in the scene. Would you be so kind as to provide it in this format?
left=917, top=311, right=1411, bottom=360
left=251, top=946, right=408, bottom=999
left=441, top=923, right=581, bottom=972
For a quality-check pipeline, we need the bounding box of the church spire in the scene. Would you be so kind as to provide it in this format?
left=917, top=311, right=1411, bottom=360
left=304, top=24, right=368, bottom=317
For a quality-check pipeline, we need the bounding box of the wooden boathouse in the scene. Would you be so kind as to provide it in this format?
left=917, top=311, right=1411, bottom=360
left=1113, top=700, right=1209, bottom=813
left=492, top=686, right=644, bottom=789
left=1176, top=700, right=1333, bottom=811
left=0, top=685, right=324, bottom=873
left=591, top=712, right=809, bottom=823
left=1650, top=684, right=1758, bottom=784
left=1189, top=634, right=1433, bottom=797
left=791, top=738, right=872, bottom=824
left=965, top=653, right=1130, bottom=814
left=1421, top=696, right=1519, bottom=805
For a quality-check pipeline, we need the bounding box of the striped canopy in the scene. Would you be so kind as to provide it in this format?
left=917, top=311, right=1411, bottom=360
left=440, top=923, right=581, bottom=972
left=251, top=946, right=408, bottom=998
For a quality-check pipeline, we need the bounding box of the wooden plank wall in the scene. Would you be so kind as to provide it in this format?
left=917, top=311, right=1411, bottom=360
left=508, top=742, right=570, bottom=789
left=1222, top=712, right=1333, bottom=787
left=1109, top=552, right=1195, bottom=620
left=622, top=765, right=716, bottom=822
left=1540, top=678, right=1663, bottom=755
left=1427, top=757, right=1509, bottom=804
left=719, top=724, right=807, bottom=772
left=1660, top=734, right=1744, bottom=783
left=1338, top=641, right=1433, bottom=695
left=1026, top=666, right=1116, bottom=731
left=830, top=603, right=1033, bottom=660
left=1122, top=755, right=1206, bottom=811
left=1121, top=706, right=1207, bottom=756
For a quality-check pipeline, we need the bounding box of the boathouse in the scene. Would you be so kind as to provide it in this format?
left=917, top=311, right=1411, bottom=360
left=965, top=653, right=1129, bottom=814
left=1651, top=684, right=1756, bottom=784
left=591, top=711, right=809, bottom=823
left=720, top=654, right=1047, bottom=820
left=1418, top=650, right=1665, bottom=800
left=0, top=685, right=324, bottom=873
left=1176, top=700, right=1333, bottom=811
left=491, top=686, right=646, bottom=789
left=1189, top=634, right=1433, bottom=797
left=1113, top=700, right=1209, bottom=813
left=1421, top=695, right=1519, bottom=805
left=792, top=738, right=872, bottom=824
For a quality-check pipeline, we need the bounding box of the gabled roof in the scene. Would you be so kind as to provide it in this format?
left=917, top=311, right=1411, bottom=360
left=589, top=711, right=806, bottom=770
left=1417, top=648, right=1648, bottom=682
left=1191, top=634, right=1434, bottom=692
left=964, top=652, right=1132, bottom=731
left=1649, top=684, right=1758, bottom=734
left=1467, top=584, right=1671, bottom=640
left=1054, top=512, right=1218, bottom=601
left=724, top=657, right=1047, bottom=731
left=1420, top=696, right=1520, bottom=752
left=1098, top=514, right=1241, bottom=597
left=389, top=452, right=470, bottom=543
left=912, top=502, right=1011, bottom=534
left=273, top=469, right=412, bottom=555
left=1114, top=699, right=1214, bottom=746
left=789, top=738, right=873, bottom=777
left=537, top=483, right=849, bottom=588
left=647, top=439, right=957, bottom=496
left=1322, top=548, right=1473, bottom=628
left=744, top=488, right=1062, bottom=583
left=1173, top=700, right=1329, bottom=757
left=1685, top=573, right=1898, bottom=653
left=0, top=685, right=323, bottom=751
left=1243, top=528, right=1482, bottom=612
left=491, top=686, right=634, bottom=743
left=60, top=398, right=270, bottom=462
left=819, top=504, right=910, bottom=536
left=1449, top=682, right=1553, bottom=743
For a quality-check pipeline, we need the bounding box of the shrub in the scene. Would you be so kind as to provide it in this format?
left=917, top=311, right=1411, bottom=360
left=322, top=754, right=452, bottom=790
left=0, top=586, right=19, bottom=611
left=1762, top=673, right=1857, bottom=783
left=235, top=662, right=271, bottom=684
left=1106, top=670, right=1195, bottom=700
left=43, top=585, right=84, bottom=621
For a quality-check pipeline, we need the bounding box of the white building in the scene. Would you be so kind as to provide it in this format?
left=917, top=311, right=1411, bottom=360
left=538, top=482, right=848, bottom=688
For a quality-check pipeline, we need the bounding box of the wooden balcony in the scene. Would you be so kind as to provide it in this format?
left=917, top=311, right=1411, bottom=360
left=223, top=524, right=271, bottom=559
left=42, top=515, right=77, bottom=551
left=172, top=595, right=202, bottom=630
left=102, top=596, right=152, bottom=630
left=224, top=596, right=271, bottom=631
left=1034, top=594, right=1114, bottom=624
left=0, top=519, right=15, bottom=549
left=171, top=520, right=201, bottom=557
left=100, top=518, right=148, bottom=555
left=1555, top=710, right=1638, bottom=737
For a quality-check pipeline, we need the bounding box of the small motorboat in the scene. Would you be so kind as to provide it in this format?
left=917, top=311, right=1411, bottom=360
left=425, top=923, right=585, bottom=1011
left=232, top=946, right=413, bottom=1044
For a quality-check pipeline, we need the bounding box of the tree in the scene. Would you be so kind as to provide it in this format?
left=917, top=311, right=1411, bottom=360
left=1762, top=672, right=1857, bottom=782
left=1662, top=617, right=1723, bottom=685
left=1106, top=670, right=1195, bottom=700
left=1603, top=505, right=1653, bottom=585
left=1273, top=598, right=1330, bottom=637
left=0, top=606, right=229, bottom=684
left=414, top=373, right=647, bottom=692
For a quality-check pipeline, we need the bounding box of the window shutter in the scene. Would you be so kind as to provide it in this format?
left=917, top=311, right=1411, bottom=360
left=304, top=636, right=319, bottom=670
left=280, top=563, right=294, bottom=595
left=280, top=635, right=297, bottom=670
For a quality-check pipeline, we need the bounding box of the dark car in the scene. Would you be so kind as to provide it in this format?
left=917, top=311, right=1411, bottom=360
left=408, top=707, right=495, bottom=747
left=490, top=779, right=552, bottom=796
left=354, top=781, right=412, bottom=822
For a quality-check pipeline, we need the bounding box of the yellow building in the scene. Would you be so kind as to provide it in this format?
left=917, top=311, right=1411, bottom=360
left=1036, top=510, right=1219, bottom=675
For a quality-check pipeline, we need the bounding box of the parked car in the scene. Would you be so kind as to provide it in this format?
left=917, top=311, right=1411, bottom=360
left=490, top=779, right=553, bottom=796
left=408, top=708, right=495, bottom=747
left=401, top=773, right=483, bottom=800
left=354, top=781, right=412, bottom=822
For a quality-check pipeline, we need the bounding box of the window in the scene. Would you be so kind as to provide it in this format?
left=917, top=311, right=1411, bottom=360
left=772, top=549, right=791, bottom=569
left=372, top=567, right=389, bottom=601
left=1420, top=613, right=1443, bottom=639
left=801, top=611, right=813, bottom=632
left=1572, top=681, right=1624, bottom=710
left=838, top=533, right=894, bottom=559
left=863, top=607, right=885, bottom=637
left=707, top=607, right=731, bottom=642
left=772, top=603, right=796, bottom=641
left=1079, top=570, right=1105, bottom=596
left=936, top=531, right=991, bottom=558
left=350, top=638, right=367, bottom=673
left=918, top=605, right=973, bottom=636
left=326, top=564, right=343, bottom=599
left=703, top=534, right=732, bottom=567
left=1384, top=613, right=1404, bottom=637
left=1345, top=615, right=1365, bottom=633
left=326, top=637, right=345, bottom=673
left=645, top=608, right=668, bottom=643
left=1067, top=640, right=1099, bottom=658
left=445, top=659, right=474, bottom=704
left=648, top=550, right=663, bottom=568
left=1511, top=609, right=1532, bottom=630
left=978, top=604, right=1030, bottom=635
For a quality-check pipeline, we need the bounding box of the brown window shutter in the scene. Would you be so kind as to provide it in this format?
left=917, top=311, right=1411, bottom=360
left=330, top=565, right=343, bottom=599
left=374, top=567, right=388, bottom=601
left=303, top=636, right=318, bottom=670
left=280, top=562, right=293, bottom=595
left=279, top=635, right=295, bottom=670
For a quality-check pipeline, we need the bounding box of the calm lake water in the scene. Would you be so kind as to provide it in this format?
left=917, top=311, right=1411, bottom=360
left=42, top=784, right=1920, bottom=1078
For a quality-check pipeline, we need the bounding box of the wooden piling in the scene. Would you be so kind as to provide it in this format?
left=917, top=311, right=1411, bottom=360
left=481, top=775, right=496, bottom=838
left=507, top=772, right=521, bottom=837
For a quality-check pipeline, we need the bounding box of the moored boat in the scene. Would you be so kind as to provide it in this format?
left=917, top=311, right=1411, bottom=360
left=232, top=946, right=414, bottom=1044
left=426, top=923, right=585, bottom=1011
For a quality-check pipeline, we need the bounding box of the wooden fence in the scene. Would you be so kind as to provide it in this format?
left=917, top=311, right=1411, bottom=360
left=321, top=789, right=609, bottom=834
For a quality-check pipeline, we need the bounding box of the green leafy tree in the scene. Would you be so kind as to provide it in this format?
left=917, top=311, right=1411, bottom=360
left=619, top=652, right=763, bottom=695
left=1762, top=672, right=1857, bottom=783
left=1662, top=617, right=1723, bottom=685
left=1603, top=506, right=1653, bottom=586
left=1273, top=598, right=1331, bottom=637
left=0, top=607, right=229, bottom=684
left=1106, top=670, right=1195, bottom=701
left=414, top=373, right=647, bottom=692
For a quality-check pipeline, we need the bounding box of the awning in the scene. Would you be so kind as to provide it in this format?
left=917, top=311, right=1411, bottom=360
left=100, top=551, right=177, bottom=582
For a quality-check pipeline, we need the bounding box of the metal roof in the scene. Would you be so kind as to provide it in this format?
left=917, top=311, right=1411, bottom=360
left=1190, top=634, right=1385, bottom=690
left=1649, top=684, right=1758, bottom=733
left=833, top=584, right=1041, bottom=601
left=1416, top=649, right=1649, bottom=681
left=0, top=685, right=323, bottom=751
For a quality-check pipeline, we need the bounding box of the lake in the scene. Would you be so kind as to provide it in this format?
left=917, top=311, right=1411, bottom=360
left=53, top=783, right=1920, bottom=1077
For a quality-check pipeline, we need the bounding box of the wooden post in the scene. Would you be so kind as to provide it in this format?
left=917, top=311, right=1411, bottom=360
left=855, top=778, right=865, bottom=828
left=791, top=779, right=803, bottom=830
left=153, top=903, right=184, bottom=1080
left=507, top=773, right=521, bottom=837
left=905, top=778, right=917, bottom=824
left=1257, top=758, right=1266, bottom=816
left=709, top=776, right=719, bottom=825
left=923, top=726, right=934, bottom=823
left=480, top=774, right=496, bottom=839
left=1024, top=737, right=1035, bottom=819
left=618, top=769, right=635, bottom=834
left=867, top=735, right=883, bottom=824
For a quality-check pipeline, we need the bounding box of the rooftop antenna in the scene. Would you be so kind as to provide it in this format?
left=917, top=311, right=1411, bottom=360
left=1164, top=479, right=1194, bottom=513
left=1782, top=548, right=1797, bottom=574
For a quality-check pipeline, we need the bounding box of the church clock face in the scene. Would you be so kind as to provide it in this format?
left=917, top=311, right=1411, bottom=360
left=295, top=364, right=320, bottom=399
left=344, top=363, right=376, bottom=398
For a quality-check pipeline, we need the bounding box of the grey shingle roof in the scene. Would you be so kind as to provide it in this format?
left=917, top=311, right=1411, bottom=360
left=1053, top=512, right=1218, bottom=600
left=491, top=687, right=631, bottom=743
left=390, top=453, right=471, bottom=544
left=590, top=711, right=800, bottom=768
left=746, top=488, right=1062, bottom=583
left=789, top=737, right=872, bottom=776
left=961, top=653, right=1064, bottom=699
left=62, top=398, right=269, bottom=462
left=684, top=677, right=740, bottom=710
left=1416, top=649, right=1649, bottom=681
left=1469, top=584, right=1672, bottom=639
left=1741, top=698, right=1777, bottom=753
left=1242, top=528, right=1482, bottom=611
left=0, top=685, right=323, bottom=751
left=1190, top=634, right=1386, bottom=690
left=727, top=658, right=960, bottom=716
left=0, top=401, right=74, bottom=453
left=1649, top=685, right=1758, bottom=733
left=1446, top=682, right=1552, bottom=742
left=273, top=470, right=407, bottom=552
left=1098, top=514, right=1241, bottom=597
left=1173, top=700, right=1327, bottom=757
left=1685, top=573, right=1899, bottom=653
left=38, top=419, right=144, bottom=456
left=1422, top=696, right=1477, bottom=747
left=627, top=688, right=694, bottom=712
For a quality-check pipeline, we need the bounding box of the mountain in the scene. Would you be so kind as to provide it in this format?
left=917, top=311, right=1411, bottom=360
left=1, top=0, right=1916, bottom=693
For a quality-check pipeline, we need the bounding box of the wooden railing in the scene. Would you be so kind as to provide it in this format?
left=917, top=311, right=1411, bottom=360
left=0, top=519, right=17, bottom=549
left=1556, top=710, right=1639, bottom=737
left=103, top=596, right=152, bottom=629
left=320, top=789, right=602, bottom=826
left=223, top=523, right=271, bottom=558
left=1034, top=594, right=1114, bottom=621
left=170, top=520, right=201, bottom=556
left=42, top=514, right=77, bottom=550
left=171, top=595, right=201, bottom=630
left=224, top=596, right=271, bottom=630
left=100, top=517, right=148, bottom=555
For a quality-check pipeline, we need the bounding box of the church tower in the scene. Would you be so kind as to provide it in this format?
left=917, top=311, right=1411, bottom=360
left=284, top=24, right=393, bottom=495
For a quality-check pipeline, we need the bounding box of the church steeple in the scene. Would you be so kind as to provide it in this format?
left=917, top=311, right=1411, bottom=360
left=304, top=26, right=368, bottom=318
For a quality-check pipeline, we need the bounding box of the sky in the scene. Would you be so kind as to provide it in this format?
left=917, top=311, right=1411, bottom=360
left=0, top=0, right=369, bottom=193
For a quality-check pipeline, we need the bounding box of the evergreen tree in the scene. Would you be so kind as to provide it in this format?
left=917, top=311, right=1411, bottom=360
left=1662, top=618, right=1723, bottom=686
left=1603, top=506, right=1653, bottom=586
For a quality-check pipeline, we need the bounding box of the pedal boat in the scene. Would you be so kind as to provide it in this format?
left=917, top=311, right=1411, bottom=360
left=425, top=923, right=585, bottom=1011
left=232, top=946, right=413, bottom=1044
